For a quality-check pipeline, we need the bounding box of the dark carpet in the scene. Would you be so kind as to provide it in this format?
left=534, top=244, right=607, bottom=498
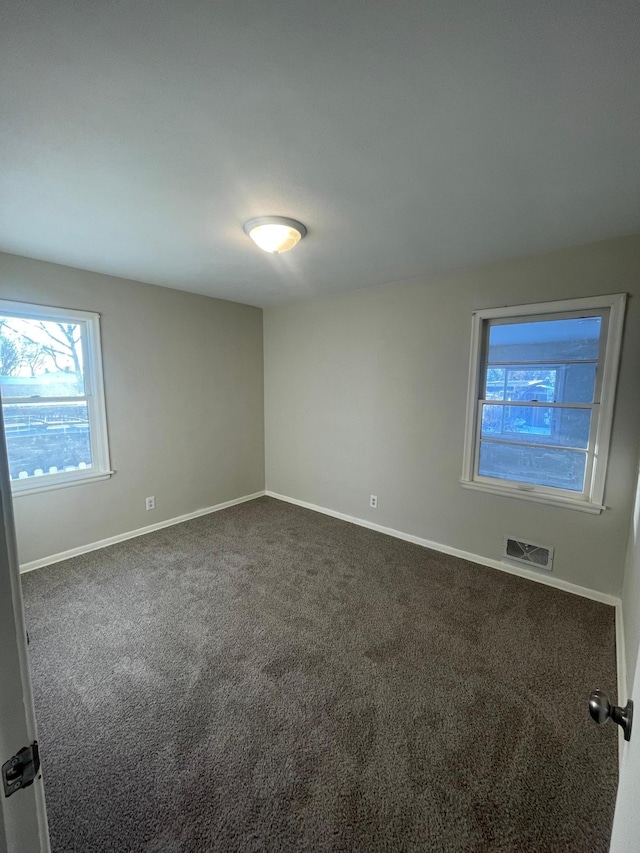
left=21, top=497, right=618, bottom=852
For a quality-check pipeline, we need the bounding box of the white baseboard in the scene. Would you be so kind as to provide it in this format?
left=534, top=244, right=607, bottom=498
left=265, top=490, right=621, bottom=607
left=22, top=486, right=627, bottom=765
left=19, top=490, right=266, bottom=574
left=267, top=489, right=626, bottom=766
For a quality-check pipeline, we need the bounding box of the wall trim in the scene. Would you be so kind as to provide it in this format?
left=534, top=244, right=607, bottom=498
left=19, top=491, right=266, bottom=574
left=265, top=491, right=621, bottom=607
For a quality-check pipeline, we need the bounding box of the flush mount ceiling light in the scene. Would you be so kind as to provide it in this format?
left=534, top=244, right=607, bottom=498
left=244, top=216, right=307, bottom=254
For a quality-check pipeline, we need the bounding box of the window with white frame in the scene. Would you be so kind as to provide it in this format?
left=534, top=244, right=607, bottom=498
left=0, top=300, right=111, bottom=495
left=461, top=294, right=626, bottom=514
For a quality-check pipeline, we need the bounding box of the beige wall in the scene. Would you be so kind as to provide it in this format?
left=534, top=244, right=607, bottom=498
left=0, top=253, right=265, bottom=565
left=264, top=234, right=640, bottom=596
left=4, top=235, right=640, bottom=592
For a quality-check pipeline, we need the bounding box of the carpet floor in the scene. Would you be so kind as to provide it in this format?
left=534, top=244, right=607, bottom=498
left=21, top=497, right=618, bottom=852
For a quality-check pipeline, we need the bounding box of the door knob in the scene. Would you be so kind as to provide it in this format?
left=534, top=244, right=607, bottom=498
left=588, top=689, right=633, bottom=741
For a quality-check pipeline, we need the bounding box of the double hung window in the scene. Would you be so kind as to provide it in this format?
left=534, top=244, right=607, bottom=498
left=461, top=294, right=626, bottom=513
left=0, top=300, right=111, bottom=495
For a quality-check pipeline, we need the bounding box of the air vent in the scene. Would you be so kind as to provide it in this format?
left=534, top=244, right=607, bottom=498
left=503, top=537, right=554, bottom=572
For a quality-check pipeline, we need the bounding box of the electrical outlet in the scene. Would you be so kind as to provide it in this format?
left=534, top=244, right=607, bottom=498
left=370, top=495, right=377, bottom=509
left=145, top=496, right=155, bottom=511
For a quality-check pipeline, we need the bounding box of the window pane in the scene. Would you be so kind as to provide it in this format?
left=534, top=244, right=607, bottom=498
left=485, top=368, right=506, bottom=400
left=560, top=363, right=597, bottom=403
left=505, top=369, right=556, bottom=402
left=0, top=317, right=85, bottom=397
left=484, top=363, right=597, bottom=404
left=478, top=442, right=587, bottom=491
left=481, top=405, right=591, bottom=449
left=488, top=316, right=602, bottom=364
left=3, top=402, right=92, bottom=480
left=485, top=367, right=557, bottom=402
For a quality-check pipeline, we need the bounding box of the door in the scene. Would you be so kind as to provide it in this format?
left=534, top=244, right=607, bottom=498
left=610, top=664, right=640, bottom=851
left=0, top=400, right=50, bottom=852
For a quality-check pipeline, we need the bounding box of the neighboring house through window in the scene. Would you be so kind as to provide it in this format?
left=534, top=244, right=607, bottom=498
left=0, top=299, right=111, bottom=495
left=461, top=294, right=626, bottom=514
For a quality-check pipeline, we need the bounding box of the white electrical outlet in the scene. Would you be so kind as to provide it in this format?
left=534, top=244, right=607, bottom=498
left=145, top=496, right=155, bottom=511
left=370, top=495, right=377, bottom=509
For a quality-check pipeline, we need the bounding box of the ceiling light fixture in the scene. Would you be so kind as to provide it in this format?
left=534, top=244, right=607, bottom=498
left=244, top=216, right=307, bottom=254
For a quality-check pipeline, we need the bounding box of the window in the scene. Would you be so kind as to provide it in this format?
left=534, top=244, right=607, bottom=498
left=0, top=300, right=111, bottom=496
left=461, top=294, right=626, bottom=514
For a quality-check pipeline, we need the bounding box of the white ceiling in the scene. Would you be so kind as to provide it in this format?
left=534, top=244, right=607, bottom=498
left=2, top=1, right=639, bottom=306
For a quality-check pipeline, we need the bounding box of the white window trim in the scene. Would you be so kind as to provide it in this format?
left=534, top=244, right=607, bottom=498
left=0, top=299, right=113, bottom=496
left=460, top=293, right=627, bottom=514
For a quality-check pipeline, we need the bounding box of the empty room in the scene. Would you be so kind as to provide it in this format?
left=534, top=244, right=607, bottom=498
left=1, top=1, right=640, bottom=851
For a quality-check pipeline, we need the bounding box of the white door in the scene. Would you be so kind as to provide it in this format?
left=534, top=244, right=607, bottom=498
left=0, top=402, right=50, bottom=852
left=610, top=665, right=640, bottom=851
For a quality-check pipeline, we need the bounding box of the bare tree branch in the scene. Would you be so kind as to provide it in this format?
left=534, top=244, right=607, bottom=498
left=3, top=320, right=81, bottom=374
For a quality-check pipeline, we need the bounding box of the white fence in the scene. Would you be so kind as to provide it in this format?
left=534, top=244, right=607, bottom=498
left=11, top=462, right=90, bottom=480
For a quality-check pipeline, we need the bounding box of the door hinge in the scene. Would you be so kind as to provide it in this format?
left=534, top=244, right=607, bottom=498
left=2, top=742, right=40, bottom=797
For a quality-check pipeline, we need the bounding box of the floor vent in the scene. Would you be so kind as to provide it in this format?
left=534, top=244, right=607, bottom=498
left=503, top=537, right=554, bottom=572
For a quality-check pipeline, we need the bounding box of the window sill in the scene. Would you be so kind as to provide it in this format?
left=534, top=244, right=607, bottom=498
left=11, top=470, right=114, bottom=498
left=459, top=479, right=605, bottom=514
